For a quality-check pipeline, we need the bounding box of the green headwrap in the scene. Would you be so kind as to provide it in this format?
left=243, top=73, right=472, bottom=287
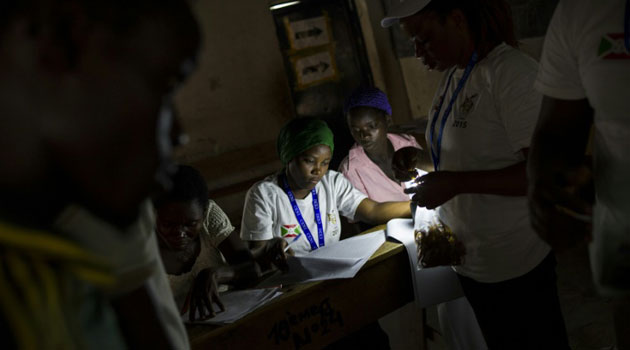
left=277, top=118, right=334, bottom=165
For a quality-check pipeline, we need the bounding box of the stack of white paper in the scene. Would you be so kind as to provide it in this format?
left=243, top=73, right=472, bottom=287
left=184, top=287, right=282, bottom=325
left=258, top=230, right=386, bottom=287
left=386, top=217, right=463, bottom=308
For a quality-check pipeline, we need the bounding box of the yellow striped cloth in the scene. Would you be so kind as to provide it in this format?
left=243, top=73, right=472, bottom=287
left=0, top=220, right=115, bottom=349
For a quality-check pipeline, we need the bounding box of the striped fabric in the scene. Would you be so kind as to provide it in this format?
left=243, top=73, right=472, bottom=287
left=0, top=221, right=115, bottom=349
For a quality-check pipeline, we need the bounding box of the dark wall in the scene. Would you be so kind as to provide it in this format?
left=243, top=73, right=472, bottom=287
left=508, top=0, right=559, bottom=39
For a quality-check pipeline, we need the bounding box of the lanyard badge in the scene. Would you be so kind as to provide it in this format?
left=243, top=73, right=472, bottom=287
left=429, top=51, right=478, bottom=171
left=281, top=174, right=325, bottom=251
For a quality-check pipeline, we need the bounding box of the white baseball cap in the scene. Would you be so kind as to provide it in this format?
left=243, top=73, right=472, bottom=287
left=381, top=0, right=432, bottom=28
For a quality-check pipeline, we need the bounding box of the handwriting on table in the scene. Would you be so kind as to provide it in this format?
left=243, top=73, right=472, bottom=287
left=267, top=297, right=344, bottom=348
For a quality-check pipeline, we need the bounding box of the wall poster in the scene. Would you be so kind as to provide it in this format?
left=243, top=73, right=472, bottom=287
left=290, top=46, right=338, bottom=90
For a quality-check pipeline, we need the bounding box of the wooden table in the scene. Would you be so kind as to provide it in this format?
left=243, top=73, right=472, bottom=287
left=187, top=228, right=417, bottom=350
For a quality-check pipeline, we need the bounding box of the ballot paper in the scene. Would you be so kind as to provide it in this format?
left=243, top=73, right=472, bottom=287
left=386, top=215, right=464, bottom=308
left=258, top=230, right=386, bottom=287
left=183, top=287, right=282, bottom=325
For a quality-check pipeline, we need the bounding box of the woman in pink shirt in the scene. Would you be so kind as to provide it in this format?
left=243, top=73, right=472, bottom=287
left=339, top=86, right=420, bottom=202
left=339, top=86, right=487, bottom=350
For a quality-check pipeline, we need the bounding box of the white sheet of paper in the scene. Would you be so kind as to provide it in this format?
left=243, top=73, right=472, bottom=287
left=259, top=230, right=386, bottom=287
left=183, top=287, right=282, bottom=325
left=386, top=217, right=463, bottom=308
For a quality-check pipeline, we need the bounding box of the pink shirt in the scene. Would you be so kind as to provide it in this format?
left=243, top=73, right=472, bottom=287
left=339, top=133, right=420, bottom=202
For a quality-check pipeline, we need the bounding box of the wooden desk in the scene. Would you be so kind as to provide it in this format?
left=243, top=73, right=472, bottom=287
left=187, top=230, right=415, bottom=350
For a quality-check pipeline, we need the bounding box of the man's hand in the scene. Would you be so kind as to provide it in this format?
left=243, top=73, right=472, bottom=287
left=528, top=164, right=594, bottom=251
left=527, top=96, right=594, bottom=252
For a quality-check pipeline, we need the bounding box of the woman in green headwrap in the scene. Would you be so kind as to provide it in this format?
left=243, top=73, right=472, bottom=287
left=240, top=117, right=411, bottom=263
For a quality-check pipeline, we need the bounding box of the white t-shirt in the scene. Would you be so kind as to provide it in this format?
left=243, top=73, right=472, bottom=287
left=535, top=0, right=630, bottom=294
left=240, top=170, right=367, bottom=254
left=427, top=43, right=550, bottom=283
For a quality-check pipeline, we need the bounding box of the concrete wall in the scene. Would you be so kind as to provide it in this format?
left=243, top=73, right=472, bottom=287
left=354, top=0, right=414, bottom=125
left=175, top=1, right=293, bottom=165
left=399, top=58, right=443, bottom=120
left=173, top=0, right=293, bottom=220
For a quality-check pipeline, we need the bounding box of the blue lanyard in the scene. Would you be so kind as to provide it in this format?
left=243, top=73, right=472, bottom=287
left=429, top=52, right=478, bottom=171
left=281, top=174, right=325, bottom=251
left=625, top=0, right=629, bottom=52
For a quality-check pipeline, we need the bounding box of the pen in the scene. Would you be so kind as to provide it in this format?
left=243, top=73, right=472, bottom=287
left=284, top=235, right=300, bottom=252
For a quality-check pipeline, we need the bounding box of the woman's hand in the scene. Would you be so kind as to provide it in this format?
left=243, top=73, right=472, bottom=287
left=253, top=238, right=293, bottom=272
left=392, top=147, right=423, bottom=181
left=188, top=267, right=225, bottom=321
left=406, top=171, right=459, bottom=209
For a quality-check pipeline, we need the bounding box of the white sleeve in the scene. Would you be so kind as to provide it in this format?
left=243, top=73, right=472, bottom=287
left=240, top=185, right=275, bottom=241
left=534, top=1, right=586, bottom=100
left=494, top=52, right=542, bottom=153
left=330, top=171, right=368, bottom=220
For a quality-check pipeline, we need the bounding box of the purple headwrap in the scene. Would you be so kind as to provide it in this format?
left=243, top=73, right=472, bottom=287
left=343, top=86, right=392, bottom=116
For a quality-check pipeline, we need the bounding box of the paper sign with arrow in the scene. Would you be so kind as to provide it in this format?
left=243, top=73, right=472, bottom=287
left=292, top=49, right=338, bottom=89
left=285, top=15, right=330, bottom=50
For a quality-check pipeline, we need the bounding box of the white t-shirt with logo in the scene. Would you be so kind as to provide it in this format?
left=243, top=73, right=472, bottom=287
left=535, top=0, right=630, bottom=294
left=240, top=170, right=367, bottom=254
left=427, top=43, right=550, bottom=283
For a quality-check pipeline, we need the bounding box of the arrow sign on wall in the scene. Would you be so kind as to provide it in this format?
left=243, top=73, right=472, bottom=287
left=286, top=16, right=330, bottom=50
left=294, top=50, right=336, bottom=88
left=295, top=26, right=323, bottom=40
left=302, top=61, right=330, bottom=75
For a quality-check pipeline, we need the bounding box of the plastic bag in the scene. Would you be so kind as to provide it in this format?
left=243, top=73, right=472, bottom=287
left=413, top=207, right=465, bottom=269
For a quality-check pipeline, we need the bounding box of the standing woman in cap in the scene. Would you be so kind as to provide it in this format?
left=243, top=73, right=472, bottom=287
left=382, top=0, right=570, bottom=349
left=240, top=117, right=411, bottom=260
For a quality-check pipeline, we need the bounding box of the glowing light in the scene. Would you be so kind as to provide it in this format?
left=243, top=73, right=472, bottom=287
left=269, top=1, right=301, bottom=10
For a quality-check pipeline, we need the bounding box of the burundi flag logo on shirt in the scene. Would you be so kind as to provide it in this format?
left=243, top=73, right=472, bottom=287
left=598, top=33, right=630, bottom=59
left=281, top=224, right=303, bottom=239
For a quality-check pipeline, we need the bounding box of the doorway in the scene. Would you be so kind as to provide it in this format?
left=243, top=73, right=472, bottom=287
left=270, top=0, right=374, bottom=169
